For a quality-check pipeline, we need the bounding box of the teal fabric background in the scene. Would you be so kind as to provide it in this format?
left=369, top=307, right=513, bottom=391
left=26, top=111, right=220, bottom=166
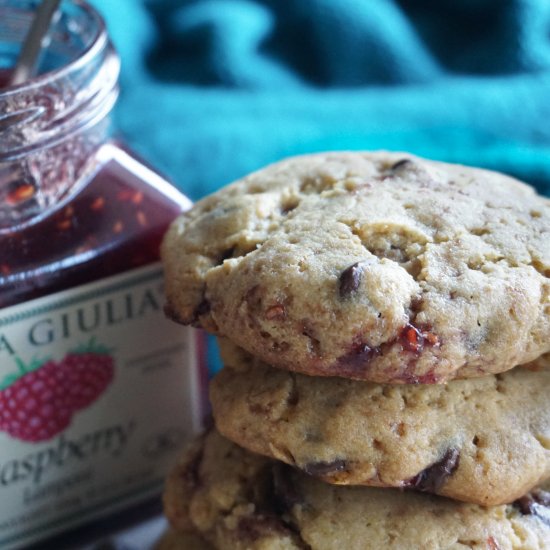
left=89, top=0, right=550, bottom=199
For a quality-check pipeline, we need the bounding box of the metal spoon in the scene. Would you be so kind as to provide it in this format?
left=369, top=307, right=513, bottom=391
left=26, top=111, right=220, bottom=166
left=9, top=0, right=62, bottom=86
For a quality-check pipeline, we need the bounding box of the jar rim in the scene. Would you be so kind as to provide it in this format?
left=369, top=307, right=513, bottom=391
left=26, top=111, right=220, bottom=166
left=0, top=0, right=108, bottom=97
left=0, top=0, right=119, bottom=162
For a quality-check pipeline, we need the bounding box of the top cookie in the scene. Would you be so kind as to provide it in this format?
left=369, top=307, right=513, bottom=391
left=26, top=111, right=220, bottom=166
left=162, top=152, right=550, bottom=383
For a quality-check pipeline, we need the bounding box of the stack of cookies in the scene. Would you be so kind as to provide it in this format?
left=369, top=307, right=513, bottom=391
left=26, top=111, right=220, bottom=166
left=160, top=152, right=550, bottom=549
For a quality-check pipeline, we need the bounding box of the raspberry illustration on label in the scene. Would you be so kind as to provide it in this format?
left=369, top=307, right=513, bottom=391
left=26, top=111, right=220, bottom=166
left=0, top=338, right=115, bottom=443
left=61, top=338, right=115, bottom=411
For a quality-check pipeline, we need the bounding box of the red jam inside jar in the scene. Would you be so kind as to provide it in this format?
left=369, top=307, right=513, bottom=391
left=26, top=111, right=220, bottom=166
left=0, top=144, right=187, bottom=308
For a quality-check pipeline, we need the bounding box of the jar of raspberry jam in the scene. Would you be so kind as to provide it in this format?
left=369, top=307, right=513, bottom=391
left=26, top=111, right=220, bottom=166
left=0, top=2, right=205, bottom=548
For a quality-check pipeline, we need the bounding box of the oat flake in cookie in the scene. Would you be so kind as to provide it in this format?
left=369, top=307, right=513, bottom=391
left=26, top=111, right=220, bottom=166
left=211, top=339, right=550, bottom=506
left=162, top=152, right=550, bottom=383
left=163, top=429, right=550, bottom=550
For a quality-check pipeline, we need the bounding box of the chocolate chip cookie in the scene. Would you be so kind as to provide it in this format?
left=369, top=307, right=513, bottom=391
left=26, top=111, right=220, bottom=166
left=162, top=152, right=550, bottom=383
left=164, top=429, right=550, bottom=550
left=209, top=338, right=550, bottom=506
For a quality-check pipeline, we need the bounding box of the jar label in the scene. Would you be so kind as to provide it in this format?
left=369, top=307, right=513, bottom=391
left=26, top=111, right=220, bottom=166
left=0, top=263, right=206, bottom=549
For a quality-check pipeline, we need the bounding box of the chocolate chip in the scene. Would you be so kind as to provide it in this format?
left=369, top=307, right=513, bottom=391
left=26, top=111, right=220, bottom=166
left=390, top=158, right=412, bottom=171
left=273, top=464, right=302, bottom=511
left=515, top=495, right=538, bottom=515
left=406, top=448, right=460, bottom=493
left=195, top=298, right=211, bottom=317
left=286, top=389, right=299, bottom=407
left=514, top=490, right=550, bottom=526
left=339, top=262, right=364, bottom=297
left=181, top=446, right=203, bottom=489
left=303, top=459, right=347, bottom=478
left=189, top=298, right=211, bottom=326
left=219, top=247, right=235, bottom=263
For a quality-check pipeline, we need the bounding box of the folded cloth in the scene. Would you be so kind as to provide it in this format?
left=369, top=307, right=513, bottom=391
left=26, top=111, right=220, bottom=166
left=89, top=0, right=550, bottom=199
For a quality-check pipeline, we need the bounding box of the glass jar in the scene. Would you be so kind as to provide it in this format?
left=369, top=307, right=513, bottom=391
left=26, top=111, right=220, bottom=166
left=0, top=0, right=190, bottom=305
left=0, top=2, right=205, bottom=548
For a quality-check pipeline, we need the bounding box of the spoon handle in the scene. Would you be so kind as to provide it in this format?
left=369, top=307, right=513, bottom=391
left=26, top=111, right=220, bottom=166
left=10, top=0, right=62, bottom=86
